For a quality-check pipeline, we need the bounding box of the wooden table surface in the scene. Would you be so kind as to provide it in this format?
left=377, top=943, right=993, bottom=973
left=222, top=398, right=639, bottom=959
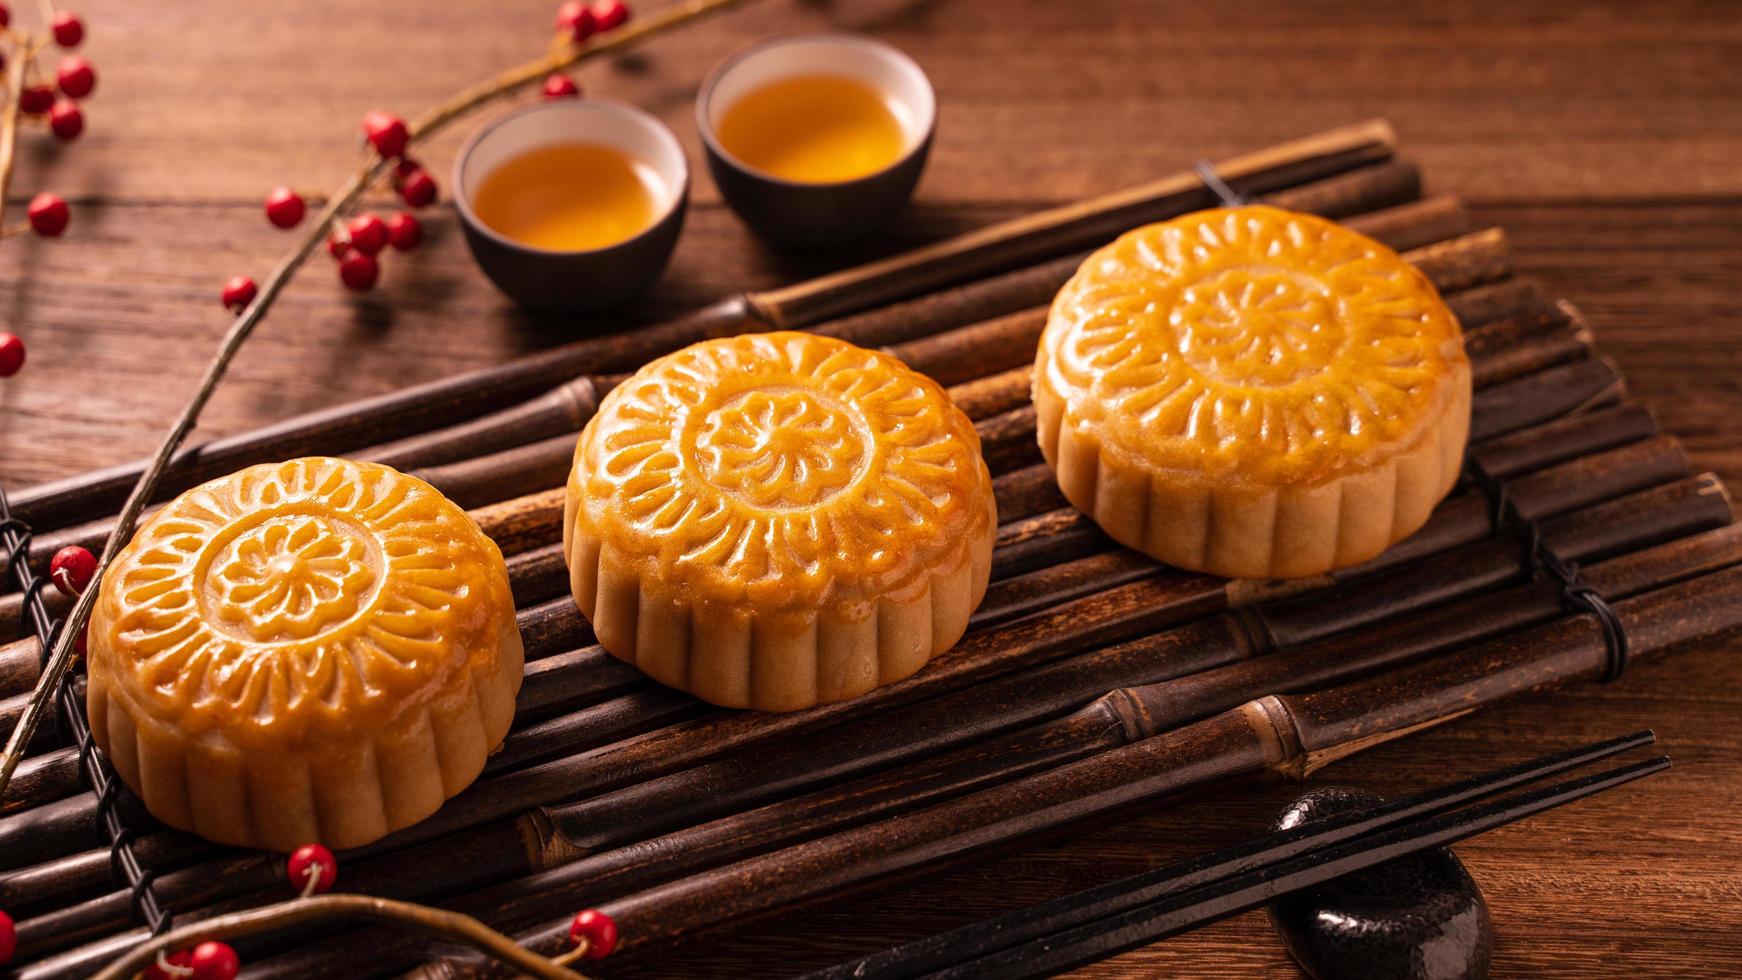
left=3, top=0, right=1740, bottom=976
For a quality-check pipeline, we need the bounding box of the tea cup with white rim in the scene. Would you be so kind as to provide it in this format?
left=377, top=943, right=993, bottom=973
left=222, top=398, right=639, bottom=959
left=698, top=32, right=937, bottom=246
left=454, top=99, right=689, bottom=314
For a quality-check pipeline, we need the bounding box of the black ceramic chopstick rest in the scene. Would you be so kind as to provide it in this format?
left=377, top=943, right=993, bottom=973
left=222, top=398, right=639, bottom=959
left=1267, top=786, right=1494, bottom=980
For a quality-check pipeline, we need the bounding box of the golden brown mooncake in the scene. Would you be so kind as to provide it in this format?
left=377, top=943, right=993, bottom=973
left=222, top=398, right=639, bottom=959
left=86, top=457, right=523, bottom=852
left=1034, top=205, right=1471, bottom=580
left=564, top=332, right=997, bottom=712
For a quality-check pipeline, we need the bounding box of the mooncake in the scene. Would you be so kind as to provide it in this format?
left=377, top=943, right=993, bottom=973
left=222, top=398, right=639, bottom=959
left=86, top=457, right=523, bottom=852
left=565, top=332, right=997, bottom=712
left=1034, top=205, right=1471, bottom=579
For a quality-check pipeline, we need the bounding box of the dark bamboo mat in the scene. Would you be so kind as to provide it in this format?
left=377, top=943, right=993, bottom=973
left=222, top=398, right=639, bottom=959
left=0, top=139, right=1734, bottom=980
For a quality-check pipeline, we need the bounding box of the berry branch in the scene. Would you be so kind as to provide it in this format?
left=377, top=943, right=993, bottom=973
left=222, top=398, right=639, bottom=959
left=75, top=844, right=618, bottom=978
left=0, top=0, right=92, bottom=377
left=0, top=0, right=759, bottom=805
left=89, top=895, right=606, bottom=980
left=79, top=842, right=618, bottom=978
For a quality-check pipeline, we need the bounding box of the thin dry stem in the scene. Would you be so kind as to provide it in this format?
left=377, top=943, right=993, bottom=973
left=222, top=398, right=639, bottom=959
left=87, top=895, right=590, bottom=980
left=0, top=0, right=761, bottom=800
left=0, top=31, right=28, bottom=228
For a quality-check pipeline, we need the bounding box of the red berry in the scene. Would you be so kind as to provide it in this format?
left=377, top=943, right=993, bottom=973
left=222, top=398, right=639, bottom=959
left=264, top=186, right=305, bottom=229
left=0, top=333, right=24, bottom=377
left=345, top=213, right=388, bottom=255
left=326, top=234, right=350, bottom=259
left=385, top=213, right=421, bottom=251
left=0, top=909, right=15, bottom=964
left=288, top=843, right=338, bottom=895
left=51, top=11, right=83, bottom=47
left=0, top=5, right=10, bottom=29
left=542, top=73, right=580, bottom=99
left=56, top=55, right=96, bottom=98
left=144, top=950, right=194, bottom=980
left=361, top=110, right=408, bottom=159
left=568, top=909, right=618, bottom=959
left=221, top=275, right=257, bottom=313
left=19, top=84, right=54, bottom=114
left=396, top=168, right=436, bottom=208
left=49, top=545, right=97, bottom=597
left=27, top=193, right=69, bottom=236
left=591, top=0, right=630, bottom=32
left=555, top=0, right=595, bottom=40
left=187, top=941, right=239, bottom=980
left=394, top=156, right=423, bottom=180
left=338, top=251, right=379, bottom=291
left=48, top=100, right=82, bottom=140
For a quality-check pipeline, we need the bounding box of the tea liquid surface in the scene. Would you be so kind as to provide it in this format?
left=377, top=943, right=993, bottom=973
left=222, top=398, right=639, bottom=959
left=472, top=143, right=660, bottom=251
left=717, top=74, right=908, bottom=183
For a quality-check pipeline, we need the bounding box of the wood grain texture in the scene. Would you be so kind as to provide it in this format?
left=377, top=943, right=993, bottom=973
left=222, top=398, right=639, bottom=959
left=0, top=0, right=1739, bottom=977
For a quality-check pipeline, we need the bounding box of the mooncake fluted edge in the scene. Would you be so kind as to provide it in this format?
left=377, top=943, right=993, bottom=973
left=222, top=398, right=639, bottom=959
left=566, top=495, right=996, bottom=712
left=86, top=619, right=523, bottom=853
left=1033, top=368, right=1472, bottom=580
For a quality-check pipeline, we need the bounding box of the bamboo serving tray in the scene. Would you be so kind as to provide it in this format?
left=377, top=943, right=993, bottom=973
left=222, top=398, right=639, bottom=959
left=3, top=119, right=1741, bottom=979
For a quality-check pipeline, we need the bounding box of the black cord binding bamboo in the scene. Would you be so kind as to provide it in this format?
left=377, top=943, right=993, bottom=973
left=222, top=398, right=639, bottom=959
left=1463, top=458, right=1631, bottom=682
left=0, top=488, right=171, bottom=935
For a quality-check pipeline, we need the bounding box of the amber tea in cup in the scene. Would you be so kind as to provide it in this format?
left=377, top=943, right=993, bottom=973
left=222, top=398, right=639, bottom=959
left=454, top=100, right=688, bottom=313
left=714, top=74, right=908, bottom=184
left=470, top=142, right=661, bottom=252
left=698, top=33, right=935, bottom=245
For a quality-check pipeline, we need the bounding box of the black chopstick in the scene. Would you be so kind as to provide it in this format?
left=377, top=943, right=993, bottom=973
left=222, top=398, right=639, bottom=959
left=927, top=753, right=1668, bottom=979
left=803, top=731, right=1662, bottom=980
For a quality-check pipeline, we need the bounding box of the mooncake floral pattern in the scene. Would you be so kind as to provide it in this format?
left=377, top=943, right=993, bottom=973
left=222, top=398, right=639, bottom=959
left=205, top=514, right=379, bottom=642
left=573, top=332, right=993, bottom=611
left=1041, top=205, right=1466, bottom=482
left=90, top=457, right=514, bottom=740
left=695, top=387, right=868, bottom=508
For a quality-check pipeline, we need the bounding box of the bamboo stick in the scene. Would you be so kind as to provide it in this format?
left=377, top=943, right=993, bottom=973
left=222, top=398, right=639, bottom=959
left=1468, top=353, right=1623, bottom=442
left=360, top=378, right=599, bottom=475
left=6, top=123, right=1400, bottom=533
left=1445, top=276, right=1547, bottom=330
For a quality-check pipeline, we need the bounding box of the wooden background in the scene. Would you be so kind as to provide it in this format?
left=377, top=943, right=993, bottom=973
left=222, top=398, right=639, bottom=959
left=3, top=0, right=1741, bottom=975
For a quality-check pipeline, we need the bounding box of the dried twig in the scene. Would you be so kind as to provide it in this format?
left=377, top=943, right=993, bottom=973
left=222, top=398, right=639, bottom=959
left=86, top=894, right=594, bottom=980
